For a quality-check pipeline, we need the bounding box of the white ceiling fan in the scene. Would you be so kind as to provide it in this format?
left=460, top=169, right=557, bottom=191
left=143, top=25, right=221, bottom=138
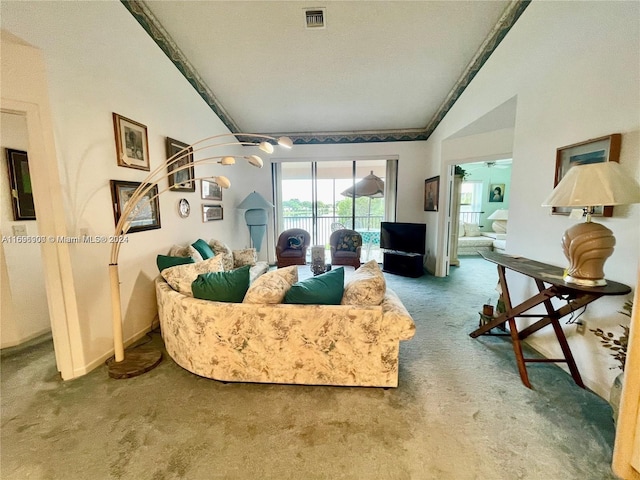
left=485, top=159, right=512, bottom=169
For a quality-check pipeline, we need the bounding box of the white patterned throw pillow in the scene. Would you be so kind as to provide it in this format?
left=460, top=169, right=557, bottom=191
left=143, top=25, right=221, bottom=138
left=233, top=248, right=257, bottom=268
left=168, top=244, right=204, bottom=262
left=463, top=222, right=481, bottom=237
left=161, top=255, right=225, bottom=296
left=208, top=239, right=234, bottom=271
left=341, top=260, right=386, bottom=306
left=243, top=266, right=298, bottom=304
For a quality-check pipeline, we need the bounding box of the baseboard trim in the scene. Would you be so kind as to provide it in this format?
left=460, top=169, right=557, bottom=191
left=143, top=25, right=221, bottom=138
left=73, top=323, right=157, bottom=378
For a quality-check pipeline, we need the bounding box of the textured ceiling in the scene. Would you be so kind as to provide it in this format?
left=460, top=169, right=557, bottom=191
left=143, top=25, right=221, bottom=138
left=124, top=1, right=529, bottom=143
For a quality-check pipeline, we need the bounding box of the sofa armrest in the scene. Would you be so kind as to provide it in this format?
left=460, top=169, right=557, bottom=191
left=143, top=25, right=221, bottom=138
left=381, top=288, right=416, bottom=341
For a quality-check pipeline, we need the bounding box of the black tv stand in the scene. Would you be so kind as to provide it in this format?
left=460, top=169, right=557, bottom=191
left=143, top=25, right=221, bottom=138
left=382, top=251, right=424, bottom=277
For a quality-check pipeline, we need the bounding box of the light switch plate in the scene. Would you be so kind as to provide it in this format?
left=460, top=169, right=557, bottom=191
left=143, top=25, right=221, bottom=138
left=12, top=225, right=27, bottom=236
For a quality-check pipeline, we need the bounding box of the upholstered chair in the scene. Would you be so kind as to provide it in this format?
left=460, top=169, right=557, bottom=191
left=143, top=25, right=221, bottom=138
left=329, top=229, right=362, bottom=269
left=275, top=228, right=311, bottom=268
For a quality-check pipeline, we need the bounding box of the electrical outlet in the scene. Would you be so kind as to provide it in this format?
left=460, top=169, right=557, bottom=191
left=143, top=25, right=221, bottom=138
left=576, top=321, right=586, bottom=335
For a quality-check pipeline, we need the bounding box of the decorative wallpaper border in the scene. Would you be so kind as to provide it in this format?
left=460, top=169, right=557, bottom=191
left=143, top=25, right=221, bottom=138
left=122, top=0, right=530, bottom=145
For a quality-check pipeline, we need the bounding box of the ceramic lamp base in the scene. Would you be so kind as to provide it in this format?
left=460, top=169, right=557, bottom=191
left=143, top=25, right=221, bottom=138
left=491, top=220, right=507, bottom=234
left=561, top=221, right=615, bottom=287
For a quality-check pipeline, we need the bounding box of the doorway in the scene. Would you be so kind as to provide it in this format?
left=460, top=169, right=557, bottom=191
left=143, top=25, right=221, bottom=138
left=0, top=111, right=52, bottom=348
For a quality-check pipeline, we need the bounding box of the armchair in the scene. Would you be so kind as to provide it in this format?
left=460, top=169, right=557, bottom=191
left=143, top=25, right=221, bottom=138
left=330, top=229, right=362, bottom=269
left=276, top=228, right=311, bottom=268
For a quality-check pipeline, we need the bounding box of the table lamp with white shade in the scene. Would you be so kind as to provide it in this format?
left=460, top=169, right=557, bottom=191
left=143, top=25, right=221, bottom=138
left=541, top=161, right=640, bottom=287
left=487, top=209, right=508, bottom=233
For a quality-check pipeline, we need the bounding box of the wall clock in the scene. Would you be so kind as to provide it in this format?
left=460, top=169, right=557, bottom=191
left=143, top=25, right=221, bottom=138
left=178, top=198, right=190, bottom=218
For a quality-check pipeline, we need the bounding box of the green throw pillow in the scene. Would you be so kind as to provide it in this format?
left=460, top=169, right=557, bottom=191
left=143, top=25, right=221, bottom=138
left=284, top=267, right=344, bottom=305
left=156, top=255, right=195, bottom=273
left=191, top=239, right=215, bottom=260
left=191, top=265, right=251, bottom=303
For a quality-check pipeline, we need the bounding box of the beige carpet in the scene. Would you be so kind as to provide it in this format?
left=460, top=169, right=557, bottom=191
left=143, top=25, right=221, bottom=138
left=1, top=258, right=618, bottom=479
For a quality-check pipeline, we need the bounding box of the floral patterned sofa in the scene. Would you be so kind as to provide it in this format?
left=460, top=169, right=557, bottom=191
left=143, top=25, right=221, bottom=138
left=156, top=260, right=416, bottom=388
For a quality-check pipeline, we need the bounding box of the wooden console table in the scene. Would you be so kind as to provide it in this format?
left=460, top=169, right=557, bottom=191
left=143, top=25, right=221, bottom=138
left=472, top=251, right=631, bottom=389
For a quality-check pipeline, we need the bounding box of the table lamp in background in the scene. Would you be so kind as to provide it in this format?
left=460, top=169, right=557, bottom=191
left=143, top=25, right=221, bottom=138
left=541, top=161, right=640, bottom=286
left=487, top=209, right=508, bottom=233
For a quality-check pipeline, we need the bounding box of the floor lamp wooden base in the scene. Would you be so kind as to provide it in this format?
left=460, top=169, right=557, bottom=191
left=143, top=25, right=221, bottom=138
left=106, top=349, right=163, bottom=379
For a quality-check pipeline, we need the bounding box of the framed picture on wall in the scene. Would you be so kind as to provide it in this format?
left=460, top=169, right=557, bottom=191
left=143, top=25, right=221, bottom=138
left=552, top=133, right=621, bottom=216
left=202, top=204, right=223, bottom=222
left=489, top=184, right=505, bottom=203
left=424, top=176, right=439, bottom=212
left=113, top=113, right=150, bottom=171
left=166, top=137, right=195, bottom=192
left=110, top=180, right=161, bottom=233
left=201, top=179, right=222, bottom=201
left=5, top=148, right=36, bottom=220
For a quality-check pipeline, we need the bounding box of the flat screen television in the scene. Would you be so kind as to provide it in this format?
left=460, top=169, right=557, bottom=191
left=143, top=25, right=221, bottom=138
left=380, top=222, right=426, bottom=255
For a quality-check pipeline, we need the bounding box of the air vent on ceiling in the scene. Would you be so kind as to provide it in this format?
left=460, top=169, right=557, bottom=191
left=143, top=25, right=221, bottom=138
left=305, top=8, right=326, bottom=29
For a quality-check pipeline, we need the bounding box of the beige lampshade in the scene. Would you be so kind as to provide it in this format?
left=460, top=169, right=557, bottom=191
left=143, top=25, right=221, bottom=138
left=246, top=155, right=264, bottom=168
left=213, top=176, right=231, bottom=189
left=542, top=162, right=640, bottom=207
left=277, top=136, right=294, bottom=149
left=487, top=209, right=508, bottom=220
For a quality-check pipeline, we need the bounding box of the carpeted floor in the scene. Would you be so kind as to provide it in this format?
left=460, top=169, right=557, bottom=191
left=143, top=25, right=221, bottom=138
left=1, top=257, right=618, bottom=479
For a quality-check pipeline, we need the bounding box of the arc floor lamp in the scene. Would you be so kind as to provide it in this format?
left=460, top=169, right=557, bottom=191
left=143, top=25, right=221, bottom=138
left=107, top=133, right=293, bottom=378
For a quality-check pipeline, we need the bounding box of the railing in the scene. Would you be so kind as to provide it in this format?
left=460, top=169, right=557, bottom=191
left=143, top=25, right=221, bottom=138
left=459, top=211, right=484, bottom=226
left=282, top=215, right=383, bottom=246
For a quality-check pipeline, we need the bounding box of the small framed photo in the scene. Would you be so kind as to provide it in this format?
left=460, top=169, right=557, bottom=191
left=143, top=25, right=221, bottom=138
left=5, top=148, right=36, bottom=220
left=424, top=176, right=439, bottom=212
left=202, top=204, right=223, bottom=222
left=113, top=113, right=150, bottom=171
left=553, top=134, right=621, bottom=216
left=489, top=184, right=505, bottom=203
left=201, top=179, right=222, bottom=201
left=166, top=137, right=195, bottom=192
left=110, top=180, right=161, bottom=233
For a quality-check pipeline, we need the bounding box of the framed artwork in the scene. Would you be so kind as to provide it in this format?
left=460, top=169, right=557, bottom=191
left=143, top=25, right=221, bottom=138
left=424, top=176, right=439, bottom=211
left=489, top=184, right=505, bottom=203
left=113, top=113, right=150, bottom=171
left=202, top=204, right=223, bottom=222
left=201, top=179, right=222, bottom=201
left=166, top=137, right=195, bottom=192
left=553, top=133, right=621, bottom=216
left=110, top=180, right=161, bottom=233
left=5, top=148, right=36, bottom=220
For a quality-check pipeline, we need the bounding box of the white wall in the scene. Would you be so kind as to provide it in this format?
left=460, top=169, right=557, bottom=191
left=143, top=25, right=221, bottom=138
left=424, top=1, right=640, bottom=398
left=0, top=112, right=51, bottom=347
left=1, top=1, right=263, bottom=376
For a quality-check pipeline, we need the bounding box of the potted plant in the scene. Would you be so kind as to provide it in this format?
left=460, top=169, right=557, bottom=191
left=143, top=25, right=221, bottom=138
left=590, top=299, right=632, bottom=422
left=454, top=165, right=468, bottom=180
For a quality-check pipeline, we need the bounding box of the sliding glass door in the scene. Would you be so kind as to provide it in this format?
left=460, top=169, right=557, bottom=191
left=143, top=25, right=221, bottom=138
left=273, top=158, right=396, bottom=262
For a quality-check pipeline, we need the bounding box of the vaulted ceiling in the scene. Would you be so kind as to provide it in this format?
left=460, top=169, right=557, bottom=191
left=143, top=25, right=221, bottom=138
left=124, top=1, right=529, bottom=144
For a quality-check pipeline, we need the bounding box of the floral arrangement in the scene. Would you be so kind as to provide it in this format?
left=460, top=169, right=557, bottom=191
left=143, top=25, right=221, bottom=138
left=590, top=299, right=632, bottom=372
